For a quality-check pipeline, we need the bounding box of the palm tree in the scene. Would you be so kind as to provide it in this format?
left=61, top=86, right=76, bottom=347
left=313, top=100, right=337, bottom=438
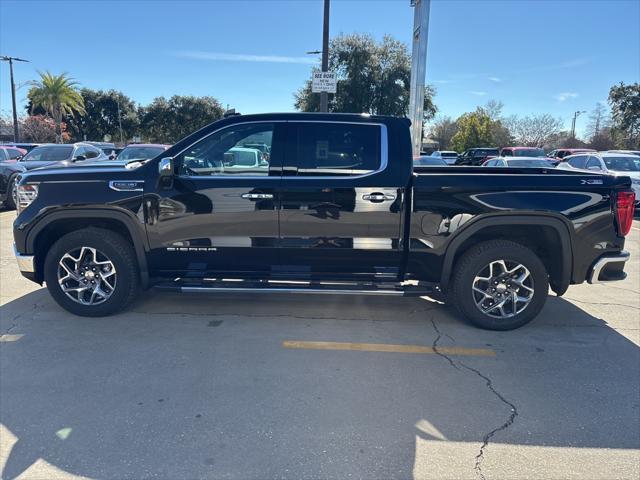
left=28, top=72, right=85, bottom=143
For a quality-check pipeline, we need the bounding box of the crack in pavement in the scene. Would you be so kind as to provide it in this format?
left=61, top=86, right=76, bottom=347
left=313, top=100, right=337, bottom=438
left=428, top=315, right=518, bottom=480
left=1, top=302, right=40, bottom=336
left=459, top=363, right=518, bottom=480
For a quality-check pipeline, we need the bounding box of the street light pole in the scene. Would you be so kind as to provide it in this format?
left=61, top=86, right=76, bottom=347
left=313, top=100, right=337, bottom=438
left=571, top=110, right=585, bottom=139
left=1, top=55, right=30, bottom=143
left=320, top=0, right=330, bottom=113
left=408, top=0, right=431, bottom=156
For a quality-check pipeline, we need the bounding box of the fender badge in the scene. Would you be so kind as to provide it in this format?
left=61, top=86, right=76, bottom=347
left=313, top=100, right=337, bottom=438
left=581, top=179, right=603, bottom=185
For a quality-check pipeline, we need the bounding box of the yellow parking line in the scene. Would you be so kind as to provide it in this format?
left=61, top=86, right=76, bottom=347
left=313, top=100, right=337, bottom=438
left=282, top=340, right=495, bottom=357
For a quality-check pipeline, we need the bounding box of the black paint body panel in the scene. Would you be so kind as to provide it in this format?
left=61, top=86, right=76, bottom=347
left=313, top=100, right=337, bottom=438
left=13, top=113, right=632, bottom=291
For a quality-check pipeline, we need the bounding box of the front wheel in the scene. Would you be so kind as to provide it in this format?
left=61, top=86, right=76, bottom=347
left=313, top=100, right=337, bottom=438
left=450, top=240, right=549, bottom=330
left=44, top=228, right=140, bottom=317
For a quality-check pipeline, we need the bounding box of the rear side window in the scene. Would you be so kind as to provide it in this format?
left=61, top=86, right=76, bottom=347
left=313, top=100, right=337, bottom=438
left=287, top=123, right=381, bottom=176
left=567, top=155, right=588, bottom=169
left=501, top=149, right=513, bottom=156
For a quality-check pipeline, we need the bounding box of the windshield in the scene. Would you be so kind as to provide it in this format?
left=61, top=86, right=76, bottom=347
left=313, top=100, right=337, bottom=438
left=514, top=148, right=545, bottom=157
left=22, top=146, right=73, bottom=162
left=603, top=156, right=640, bottom=172
left=117, top=147, right=164, bottom=161
left=506, top=159, right=556, bottom=168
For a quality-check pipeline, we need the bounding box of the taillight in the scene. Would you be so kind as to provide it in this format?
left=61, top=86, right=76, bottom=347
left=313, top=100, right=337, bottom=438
left=615, top=191, right=636, bottom=236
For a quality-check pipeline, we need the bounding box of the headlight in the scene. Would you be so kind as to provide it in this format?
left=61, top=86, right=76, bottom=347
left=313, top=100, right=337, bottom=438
left=16, top=184, right=38, bottom=214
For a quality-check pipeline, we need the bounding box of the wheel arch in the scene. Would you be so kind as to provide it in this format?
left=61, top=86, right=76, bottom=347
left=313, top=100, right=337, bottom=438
left=439, top=213, right=574, bottom=296
left=26, top=209, right=149, bottom=287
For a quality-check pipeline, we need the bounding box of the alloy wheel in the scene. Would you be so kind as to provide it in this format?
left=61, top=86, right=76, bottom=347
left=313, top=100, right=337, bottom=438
left=57, top=246, right=117, bottom=305
left=472, top=259, right=534, bottom=319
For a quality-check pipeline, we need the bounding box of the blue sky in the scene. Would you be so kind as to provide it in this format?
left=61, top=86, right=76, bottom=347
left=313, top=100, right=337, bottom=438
left=1, top=0, right=638, bottom=136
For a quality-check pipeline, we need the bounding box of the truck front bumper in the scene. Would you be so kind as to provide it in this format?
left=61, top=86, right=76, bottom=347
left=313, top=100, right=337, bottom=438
left=14, top=243, right=36, bottom=282
left=587, top=250, right=630, bottom=284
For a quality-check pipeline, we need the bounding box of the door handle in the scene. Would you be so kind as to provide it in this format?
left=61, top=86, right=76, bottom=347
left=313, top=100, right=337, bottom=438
left=362, top=193, right=396, bottom=202
left=241, top=193, right=274, bottom=200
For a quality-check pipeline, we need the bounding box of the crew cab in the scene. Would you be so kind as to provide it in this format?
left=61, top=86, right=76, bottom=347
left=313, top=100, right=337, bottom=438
left=13, top=113, right=635, bottom=330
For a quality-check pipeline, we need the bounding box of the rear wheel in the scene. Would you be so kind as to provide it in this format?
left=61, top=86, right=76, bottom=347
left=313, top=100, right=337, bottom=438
left=44, top=228, right=139, bottom=316
left=450, top=240, right=549, bottom=330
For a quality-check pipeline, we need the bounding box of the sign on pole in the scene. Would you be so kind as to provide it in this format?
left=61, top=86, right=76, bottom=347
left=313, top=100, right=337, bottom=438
left=312, top=71, right=337, bottom=94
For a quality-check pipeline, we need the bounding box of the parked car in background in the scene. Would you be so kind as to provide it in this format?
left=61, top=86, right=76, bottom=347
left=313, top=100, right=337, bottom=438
left=116, top=144, right=170, bottom=161
left=414, top=155, right=448, bottom=167
left=456, top=148, right=499, bottom=166
left=2, top=143, right=40, bottom=153
left=557, top=152, right=640, bottom=204
left=0, top=143, right=107, bottom=209
left=547, top=148, right=595, bottom=160
left=0, top=146, right=27, bottom=162
left=482, top=157, right=557, bottom=168
left=430, top=150, right=458, bottom=165
left=608, top=149, right=640, bottom=157
left=86, top=141, right=118, bottom=159
left=500, top=147, right=546, bottom=157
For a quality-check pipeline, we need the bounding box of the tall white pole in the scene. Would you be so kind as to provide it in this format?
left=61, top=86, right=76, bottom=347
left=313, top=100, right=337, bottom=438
left=408, top=0, right=431, bottom=157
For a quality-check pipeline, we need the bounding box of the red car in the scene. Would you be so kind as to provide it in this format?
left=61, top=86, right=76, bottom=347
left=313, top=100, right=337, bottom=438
left=0, top=146, right=27, bottom=162
left=500, top=146, right=547, bottom=157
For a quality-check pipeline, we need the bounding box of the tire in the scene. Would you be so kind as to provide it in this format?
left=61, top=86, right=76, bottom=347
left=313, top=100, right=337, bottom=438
left=450, top=240, right=549, bottom=330
left=44, top=228, right=140, bottom=317
left=4, top=176, right=17, bottom=210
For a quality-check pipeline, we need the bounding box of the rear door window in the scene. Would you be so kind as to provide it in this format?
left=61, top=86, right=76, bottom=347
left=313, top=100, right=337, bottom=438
left=567, top=155, right=588, bottom=169
left=286, top=122, right=381, bottom=176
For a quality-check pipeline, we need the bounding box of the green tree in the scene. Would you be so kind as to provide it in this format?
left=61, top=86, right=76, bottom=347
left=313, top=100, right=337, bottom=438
left=294, top=33, right=436, bottom=120
left=608, top=82, right=640, bottom=149
left=450, top=109, right=495, bottom=152
left=139, top=95, right=224, bottom=143
left=27, top=72, right=85, bottom=143
left=70, top=89, right=139, bottom=143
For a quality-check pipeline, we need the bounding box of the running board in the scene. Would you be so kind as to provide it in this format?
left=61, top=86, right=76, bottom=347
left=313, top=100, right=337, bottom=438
left=153, top=279, right=435, bottom=297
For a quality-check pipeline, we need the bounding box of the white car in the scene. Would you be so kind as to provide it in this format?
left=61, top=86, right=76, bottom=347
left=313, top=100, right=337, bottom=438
left=430, top=150, right=458, bottom=165
left=557, top=152, right=640, bottom=204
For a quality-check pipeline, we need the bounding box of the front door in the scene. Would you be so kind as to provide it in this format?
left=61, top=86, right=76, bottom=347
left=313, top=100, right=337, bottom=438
left=145, top=121, right=284, bottom=278
left=277, top=121, right=403, bottom=280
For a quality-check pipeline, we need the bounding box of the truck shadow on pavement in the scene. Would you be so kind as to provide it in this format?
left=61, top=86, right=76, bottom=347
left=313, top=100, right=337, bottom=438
left=1, top=289, right=639, bottom=479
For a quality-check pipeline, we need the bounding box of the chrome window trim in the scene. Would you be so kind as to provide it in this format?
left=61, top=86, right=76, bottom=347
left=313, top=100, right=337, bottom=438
left=173, top=119, right=389, bottom=181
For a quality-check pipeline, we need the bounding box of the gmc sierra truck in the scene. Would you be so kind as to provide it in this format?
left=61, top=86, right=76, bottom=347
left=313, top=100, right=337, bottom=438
left=12, top=113, right=635, bottom=330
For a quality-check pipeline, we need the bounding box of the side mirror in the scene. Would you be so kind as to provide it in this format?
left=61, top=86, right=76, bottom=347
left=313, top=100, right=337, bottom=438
left=159, top=157, right=174, bottom=176
left=588, top=165, right=602, bottom=171
left=73, top=155, right=86, bottom=162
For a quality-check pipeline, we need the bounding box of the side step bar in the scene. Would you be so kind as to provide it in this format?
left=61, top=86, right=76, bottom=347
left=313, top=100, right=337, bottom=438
left=153, top=279, right=435, bottom=297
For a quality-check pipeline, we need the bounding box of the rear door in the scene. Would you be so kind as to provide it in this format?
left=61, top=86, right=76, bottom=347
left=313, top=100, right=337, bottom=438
left=277, top=121, right=403, bottom=280
left=145, top=121, right=285, bottom=277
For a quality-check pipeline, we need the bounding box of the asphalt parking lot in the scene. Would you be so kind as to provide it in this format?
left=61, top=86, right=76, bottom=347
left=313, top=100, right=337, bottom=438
left=1, top=208, right=639, bottom=480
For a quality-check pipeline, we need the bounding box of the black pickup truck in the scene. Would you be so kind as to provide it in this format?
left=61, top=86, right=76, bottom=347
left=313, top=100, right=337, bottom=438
left=12, top=113, right=635, bottom=330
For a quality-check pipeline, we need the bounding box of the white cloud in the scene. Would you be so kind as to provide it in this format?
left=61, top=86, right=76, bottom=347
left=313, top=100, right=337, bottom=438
left=488, top=76, right=502, bottom=82
left=555, top=92, right=579, bottom=102
left=172, top=50, right=318, bottom=64
left=469, top=90, right=487, bottom=96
